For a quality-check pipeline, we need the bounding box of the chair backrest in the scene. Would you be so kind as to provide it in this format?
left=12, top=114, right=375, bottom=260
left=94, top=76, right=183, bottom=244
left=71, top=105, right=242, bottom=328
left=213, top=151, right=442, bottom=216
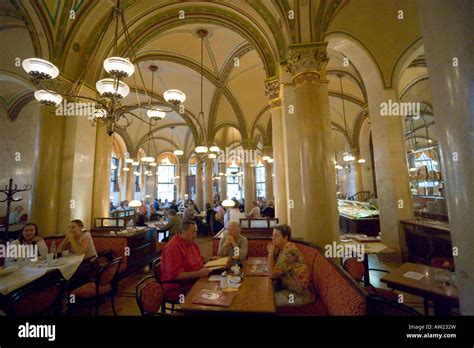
left=367, top=293, right=421, bottom=316
left=342, top=257, right=365, bottom=282
left=428, top=253, right=455, bottom=272
left=98, top=257, right=122, bottom=286
left=7, top=271, right=64, bottom=315
left=135, top=276, right=163, bottom=315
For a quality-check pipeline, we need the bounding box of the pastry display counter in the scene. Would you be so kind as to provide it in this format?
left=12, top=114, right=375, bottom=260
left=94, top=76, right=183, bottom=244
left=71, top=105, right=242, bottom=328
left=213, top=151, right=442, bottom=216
left=338, top=200, right=380, bottom=236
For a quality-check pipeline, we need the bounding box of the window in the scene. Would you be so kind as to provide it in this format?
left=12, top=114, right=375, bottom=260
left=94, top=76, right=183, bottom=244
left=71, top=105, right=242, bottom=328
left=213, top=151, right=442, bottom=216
left=157, top=165, right=175, bottom=201
left=226, top=165, right=241, bottom=200
left=189, top=163, right=197, bottom=176
left=110, top=157, right=119, bottom=193
left=256, top=162, right=265, bottom=199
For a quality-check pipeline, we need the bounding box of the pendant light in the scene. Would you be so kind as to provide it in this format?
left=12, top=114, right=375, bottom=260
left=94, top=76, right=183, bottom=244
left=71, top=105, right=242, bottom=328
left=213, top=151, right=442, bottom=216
left=194, top=29, right=209, bottom=154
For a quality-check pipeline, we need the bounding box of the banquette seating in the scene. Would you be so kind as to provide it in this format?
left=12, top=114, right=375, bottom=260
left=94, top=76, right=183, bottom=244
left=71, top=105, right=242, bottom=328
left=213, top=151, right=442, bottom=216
left=213, top=238, right=368, bottom=316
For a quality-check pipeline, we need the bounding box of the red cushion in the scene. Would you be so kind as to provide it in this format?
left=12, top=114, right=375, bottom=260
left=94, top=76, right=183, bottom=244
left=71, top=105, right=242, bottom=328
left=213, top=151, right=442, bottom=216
left=367, top=287, right=399, bottom=302
left=277, top=299, right=329, bottom=316
left=71, top=282, right=112, bottom=298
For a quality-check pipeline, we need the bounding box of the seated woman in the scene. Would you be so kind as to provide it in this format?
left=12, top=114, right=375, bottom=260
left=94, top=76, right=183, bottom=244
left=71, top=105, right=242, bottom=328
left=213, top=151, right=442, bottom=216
left=217, top=220, right=248, bottom=260
left=266, top=224, right=315, bottom=307
left=12, top=223, right=48, bottom=257
left=58, top=219, right=97, bottom=260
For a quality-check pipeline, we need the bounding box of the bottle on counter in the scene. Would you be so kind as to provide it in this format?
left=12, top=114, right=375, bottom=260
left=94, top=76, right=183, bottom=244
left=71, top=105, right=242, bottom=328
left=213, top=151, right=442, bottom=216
left=220, top=271, right=228, bottom=289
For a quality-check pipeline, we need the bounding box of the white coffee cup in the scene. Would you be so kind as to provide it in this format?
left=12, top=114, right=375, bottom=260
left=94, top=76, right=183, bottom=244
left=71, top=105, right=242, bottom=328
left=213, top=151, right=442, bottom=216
left=62, top=250, right=70, bottom=257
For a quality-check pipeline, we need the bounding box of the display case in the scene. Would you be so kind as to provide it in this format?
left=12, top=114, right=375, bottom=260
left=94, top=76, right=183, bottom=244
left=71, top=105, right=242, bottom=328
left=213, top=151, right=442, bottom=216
left=338, top=200, right=380, bottom=236
left=407, top=146, right=444, bottom=197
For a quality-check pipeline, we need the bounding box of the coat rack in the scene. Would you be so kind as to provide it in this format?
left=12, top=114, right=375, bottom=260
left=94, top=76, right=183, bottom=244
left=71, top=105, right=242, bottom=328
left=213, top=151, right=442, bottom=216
left=1, top=178, right=32, bottom=242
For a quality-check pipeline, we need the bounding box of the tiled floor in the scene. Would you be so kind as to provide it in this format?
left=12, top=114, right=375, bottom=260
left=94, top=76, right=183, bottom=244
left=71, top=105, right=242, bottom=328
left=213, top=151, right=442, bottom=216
left=77, top=237, right=429, bottom=316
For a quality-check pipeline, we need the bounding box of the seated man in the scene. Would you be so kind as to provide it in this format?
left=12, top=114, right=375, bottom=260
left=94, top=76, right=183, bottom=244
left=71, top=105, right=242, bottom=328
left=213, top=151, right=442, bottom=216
left=160, top=220, right=211, bottom=293
left=156, top=209, right=182, bottom=242
left=217, top=220, right=248, bottom=260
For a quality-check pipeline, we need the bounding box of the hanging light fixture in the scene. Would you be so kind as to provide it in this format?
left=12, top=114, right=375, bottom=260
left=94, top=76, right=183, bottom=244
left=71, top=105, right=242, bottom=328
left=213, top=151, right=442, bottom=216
left=141, top=121, right=155, bottom=163
left=163, top=89, right=186, bottom=106
left=125, top=158, right=134, bottom=164
left=147, top=65, right=167, bottom=119
left=103, top=57, right=135, bottom=78
left=194, top=29, right=209, bottom=154
left=33, top=90, right=62, bottom=106
left=123, top=167, right=130, bottom=172
left=222, top=198, right=235, bottom=208
left=170, top=126, right=184, bottom=156
left=209, top=145, right=220, bottom=153
left=267, top=158, right=274, bottom=163
left=208, top=153, right=217, bottom=159
left=357, top=158, right=366, bottom=164
left=22, top=58, right=60, bottom=80
left=262, top=155, right=271, bottom=161
left=132, top=161, right=139, bottom=166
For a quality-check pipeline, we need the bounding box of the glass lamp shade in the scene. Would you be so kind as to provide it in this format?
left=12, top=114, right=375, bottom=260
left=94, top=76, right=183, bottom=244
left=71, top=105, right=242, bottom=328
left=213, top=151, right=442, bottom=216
left=123, top=167, right=130, bottom=172
left=132, top=161, right=139, bottom=166
left=22, top=58, right=59, bottom=80
left=175, top=175, right=180, bottom=179
left=267, top=158, right=274, bottom=163
left=218, top=172, right=224, bottom=176
left=147, top=108, right=166, bottom=119
left=357, top=158, right=366, bottom=164
left=141, top=156, right=155, bottom=163
left=103, top=57, right=135, bottom=78
left=222, top=199, right=235, bottom=208
left=111, top=164, right=117, bottom=170
left=133, top=171, right=140, bottom=176
left=195, top=145, right=208, bottom=154
left=93, top=108, right=107, bottom=119
left=149, top=162, right=157, bottom=167
left=173, top=149, right=184, bottom=156
left=209, top=145, right=220, bottom=153
left=129, top=199, right=142, bottom=207
left=262, top=155, right=271, bottom=161
left=34, top=90, right=62, bottom=106
left=125, top=159, right=134, bottom=163
left=208, top=153, right=217, bottom=159
left=343, top=154, right=355, bottom=162
left=164, top=89, right=186, bottom=105
left=335, top=165, right=343, bottom=169
left=96, top=78, right=130, bottom=98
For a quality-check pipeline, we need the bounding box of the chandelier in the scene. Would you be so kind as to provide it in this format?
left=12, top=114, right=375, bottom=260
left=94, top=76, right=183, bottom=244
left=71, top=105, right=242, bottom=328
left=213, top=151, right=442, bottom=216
left=22, top=0, right=185, bottom=136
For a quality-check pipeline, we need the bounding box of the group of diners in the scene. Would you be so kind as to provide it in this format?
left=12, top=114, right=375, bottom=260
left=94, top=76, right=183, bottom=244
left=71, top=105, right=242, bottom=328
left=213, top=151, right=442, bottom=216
left=160, top=219, right=315, bottom=308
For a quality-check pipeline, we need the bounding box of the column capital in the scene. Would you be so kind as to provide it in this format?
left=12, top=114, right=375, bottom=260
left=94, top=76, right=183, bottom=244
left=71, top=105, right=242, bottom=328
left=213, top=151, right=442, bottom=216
left=240, top=139, right=256, bottom=151
left=264, top=77, right=280, bottom=100
left=287, top=42, right=329, bottom=85
left=262, top=145, right=273, bottom=156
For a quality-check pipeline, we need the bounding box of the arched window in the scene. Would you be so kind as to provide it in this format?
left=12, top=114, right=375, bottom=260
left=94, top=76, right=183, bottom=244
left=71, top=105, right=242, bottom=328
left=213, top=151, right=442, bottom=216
left=157, top=154, right=177, bottom=201
left=255, top=159, right=266, bottom=199
left=226, top=160, right=242, bottom=200
left=110, top=156, right=119, bottom=193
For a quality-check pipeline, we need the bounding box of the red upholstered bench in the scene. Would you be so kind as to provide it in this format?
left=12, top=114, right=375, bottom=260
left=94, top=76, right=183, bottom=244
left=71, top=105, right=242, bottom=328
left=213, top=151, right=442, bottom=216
left=213, top=238, right=367, bottom=316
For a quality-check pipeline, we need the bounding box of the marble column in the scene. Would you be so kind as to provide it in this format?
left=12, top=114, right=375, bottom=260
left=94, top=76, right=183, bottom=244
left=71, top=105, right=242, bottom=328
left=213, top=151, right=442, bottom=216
left=264, top=78, right=288, bottom=223
left=29, top=106, right=65, bottom=236
left=418, top=0, right=474, bottom=314
left=195, top=159, right=203, bottom=210
left=351, top=148, right=364, bottom=196
left=262, top=146, right=274, bottom=200
left=241, top=139, right=256, bottom=213
left=287, top=42, right=340, bottom=247
left=204, top=158, right=213, bottom=206
left=219, top=162, right=227, bottom=200
left=179, top=161, right=188, bottom=200
left=91, top=126, right=112, bottom=221
left=368, top=89, right=413, bottom=259
left=125, top=169, right=134, bottom=202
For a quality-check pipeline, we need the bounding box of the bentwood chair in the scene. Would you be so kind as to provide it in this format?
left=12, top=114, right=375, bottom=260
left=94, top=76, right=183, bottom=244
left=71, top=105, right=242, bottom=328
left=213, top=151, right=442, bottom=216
left=152, top=259, right=186, bottom=313
left=6, top=270, right=65, bottom=315
left=135, top=275, right=164, bottom=316
left=69, top=257, right=122, bottom=316
left=342, top=256, right=399, bottom=302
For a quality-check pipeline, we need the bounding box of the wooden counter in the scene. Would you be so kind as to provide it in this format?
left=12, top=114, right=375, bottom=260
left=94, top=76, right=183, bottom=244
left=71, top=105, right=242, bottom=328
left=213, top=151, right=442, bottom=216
left=401, top=218, right=451, bottom=264
left=339, top=214, right=380, bottom=236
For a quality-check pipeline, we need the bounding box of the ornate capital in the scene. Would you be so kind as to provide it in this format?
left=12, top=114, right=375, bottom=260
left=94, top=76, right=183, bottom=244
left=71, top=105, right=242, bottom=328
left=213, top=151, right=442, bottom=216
left=264, top=77, right=280, bottom=100
left=287, top=42, right=329, bottom=85
left=240, top=139, right=256, bottom=151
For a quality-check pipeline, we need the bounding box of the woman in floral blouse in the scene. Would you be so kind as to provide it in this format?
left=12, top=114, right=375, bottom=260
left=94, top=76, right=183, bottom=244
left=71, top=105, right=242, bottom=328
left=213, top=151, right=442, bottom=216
left=267, top=224, right=315, bottom=307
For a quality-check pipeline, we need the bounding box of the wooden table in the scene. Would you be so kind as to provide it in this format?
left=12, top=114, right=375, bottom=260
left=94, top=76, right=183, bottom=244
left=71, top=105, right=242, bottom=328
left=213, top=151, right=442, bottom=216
left=381, top=262, right=458, bottom=315
left=179, top=262, right=276, bottom=315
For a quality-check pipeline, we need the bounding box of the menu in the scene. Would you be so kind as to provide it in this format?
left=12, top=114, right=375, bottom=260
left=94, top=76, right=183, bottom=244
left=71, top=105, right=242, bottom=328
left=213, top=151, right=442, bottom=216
left=247, top=257, right=269, bottom=276
left=191, top=289, right=237, bottom=307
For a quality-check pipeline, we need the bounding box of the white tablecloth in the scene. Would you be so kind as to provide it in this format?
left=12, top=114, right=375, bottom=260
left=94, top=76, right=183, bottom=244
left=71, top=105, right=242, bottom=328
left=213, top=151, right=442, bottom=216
left=0, top=254, right=84, bottom=296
